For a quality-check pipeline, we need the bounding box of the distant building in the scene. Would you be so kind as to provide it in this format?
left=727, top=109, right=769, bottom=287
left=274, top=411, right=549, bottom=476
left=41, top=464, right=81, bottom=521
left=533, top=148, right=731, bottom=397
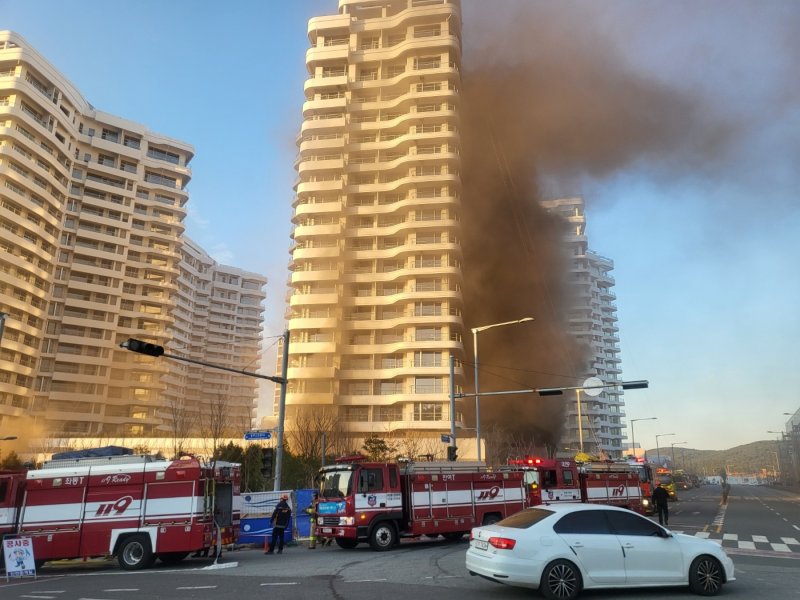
left=541, top=197, right=626, bottom=459
left=0, top=31, right=265, bottom=438
left=279, top=0, right=466, bottom=452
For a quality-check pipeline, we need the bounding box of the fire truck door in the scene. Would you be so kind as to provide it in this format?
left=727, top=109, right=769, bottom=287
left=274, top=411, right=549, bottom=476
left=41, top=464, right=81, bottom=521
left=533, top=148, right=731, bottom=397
left=143, top=481, right=195, bottom=526
left=0, top=475, right=19, bottom=534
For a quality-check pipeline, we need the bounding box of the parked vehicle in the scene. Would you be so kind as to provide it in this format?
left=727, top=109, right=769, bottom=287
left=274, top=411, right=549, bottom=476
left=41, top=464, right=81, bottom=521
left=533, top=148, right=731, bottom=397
left=466, top=503, right=735, bottom=599
left=0, top=448, right=240, bottom=570
left=314, top=457, right=526, bottom=550
left=503, top=457, right=647, bottom=514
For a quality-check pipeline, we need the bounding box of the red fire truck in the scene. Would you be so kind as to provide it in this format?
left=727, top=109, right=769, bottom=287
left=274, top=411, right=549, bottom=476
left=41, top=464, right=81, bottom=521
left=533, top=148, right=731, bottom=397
left=625, top=458, right=656, bottom=514
left=503, top=457, right=646, bottom=514
left=314, top=457, right=526, bottom=550
left=0, top=451, right=240, bottom=570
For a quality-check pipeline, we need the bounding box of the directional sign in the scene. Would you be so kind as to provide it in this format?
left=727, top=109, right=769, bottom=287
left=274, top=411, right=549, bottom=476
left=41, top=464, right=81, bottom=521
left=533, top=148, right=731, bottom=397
left=440, top=434, right=451, bottom=443
left=244, top=430, right=272, bottom=441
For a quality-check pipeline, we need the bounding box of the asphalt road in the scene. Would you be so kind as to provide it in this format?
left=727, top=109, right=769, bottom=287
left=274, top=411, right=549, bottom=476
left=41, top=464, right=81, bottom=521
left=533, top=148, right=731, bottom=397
left=2, top=484, right=798, bottom=599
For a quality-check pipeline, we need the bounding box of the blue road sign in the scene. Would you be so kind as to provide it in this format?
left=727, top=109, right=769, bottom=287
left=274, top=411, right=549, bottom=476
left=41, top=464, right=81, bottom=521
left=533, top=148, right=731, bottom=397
left=244, top=430, right=272, bottom=441
left=440, top=434, right=451, bottom=443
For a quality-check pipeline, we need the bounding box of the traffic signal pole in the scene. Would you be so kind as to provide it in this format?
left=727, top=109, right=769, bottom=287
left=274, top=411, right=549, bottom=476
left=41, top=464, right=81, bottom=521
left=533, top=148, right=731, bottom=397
left=120, top=335, right=290, bottom=487
left=273, top=329, right=289, bottom=491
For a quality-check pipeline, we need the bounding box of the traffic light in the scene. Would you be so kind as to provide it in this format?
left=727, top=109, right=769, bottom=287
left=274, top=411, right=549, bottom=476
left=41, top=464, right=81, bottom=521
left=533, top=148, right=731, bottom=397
left=447, top=446, right=458, bottom=462
left=120, top=338, right=164, bottom=357
left=261, top=447, right=274, bottom=477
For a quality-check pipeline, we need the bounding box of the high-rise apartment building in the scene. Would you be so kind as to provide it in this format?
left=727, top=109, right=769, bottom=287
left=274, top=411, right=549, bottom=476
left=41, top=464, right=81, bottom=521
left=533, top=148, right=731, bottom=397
left=0, top=31, right=265, bottom=438
left=169, top=238, right=267, bottom=435
left=283, top=0, right=465, bottom=449
left=541, top=197, right=626, bottom=458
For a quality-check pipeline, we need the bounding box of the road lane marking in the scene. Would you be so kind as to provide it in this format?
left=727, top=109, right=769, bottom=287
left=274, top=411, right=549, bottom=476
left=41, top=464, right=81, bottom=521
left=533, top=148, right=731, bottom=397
left=20, top=596, right=56, bottom=599
left=781, top=537, right=799, bottom=545
left=176, top=586, right=217, bottom=590
left=260, top=582, right=299, bottom=586
left=737, top=541, right=756, bottom=550
left=344, top=579, right=388, bottom=583
left=770, top=543, right=791, bottom=552
left=103, top=590, right=139, bottom=592
left=752, top=535, right=769, bottom=543
left=722, top=533, right=738, bottom=541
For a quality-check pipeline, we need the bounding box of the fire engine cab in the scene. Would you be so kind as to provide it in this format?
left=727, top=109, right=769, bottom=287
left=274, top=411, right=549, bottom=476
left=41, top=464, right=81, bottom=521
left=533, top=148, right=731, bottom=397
left=0, top=449, right=240, bottom=570
left=315, top=456, right=526, bottom=551
left=503, top=457, right=646, bottom=514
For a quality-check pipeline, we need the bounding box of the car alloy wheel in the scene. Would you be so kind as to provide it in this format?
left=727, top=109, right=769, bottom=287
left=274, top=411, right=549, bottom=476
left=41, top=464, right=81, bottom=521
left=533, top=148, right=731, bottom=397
left=689, top=555, right=723, bottom=596
left=541, top=559, right=582, bottom=600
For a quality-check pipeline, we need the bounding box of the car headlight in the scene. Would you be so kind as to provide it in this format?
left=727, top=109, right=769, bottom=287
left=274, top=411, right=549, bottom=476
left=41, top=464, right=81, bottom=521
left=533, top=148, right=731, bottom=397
left=339, top=517, right=355, bottom=526
left=642, top=499, right=650, bottom=506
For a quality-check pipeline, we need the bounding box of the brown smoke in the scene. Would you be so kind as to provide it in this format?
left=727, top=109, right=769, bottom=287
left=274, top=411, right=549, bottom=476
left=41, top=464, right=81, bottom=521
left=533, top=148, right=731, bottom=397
left=459, top=1, right=743, bottom=445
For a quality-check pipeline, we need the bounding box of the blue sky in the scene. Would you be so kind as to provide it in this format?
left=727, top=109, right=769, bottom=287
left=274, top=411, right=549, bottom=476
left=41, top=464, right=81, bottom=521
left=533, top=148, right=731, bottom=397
left=3, top=0, right=797, bottom=452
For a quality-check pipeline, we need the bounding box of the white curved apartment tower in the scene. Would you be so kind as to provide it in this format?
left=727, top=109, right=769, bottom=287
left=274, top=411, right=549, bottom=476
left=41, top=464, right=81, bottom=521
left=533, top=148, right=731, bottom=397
left=0, top=31, right=266, bottom=438
left=284, top=0, right=465, bottom=449
left=541, top=197, right=626, bottom=459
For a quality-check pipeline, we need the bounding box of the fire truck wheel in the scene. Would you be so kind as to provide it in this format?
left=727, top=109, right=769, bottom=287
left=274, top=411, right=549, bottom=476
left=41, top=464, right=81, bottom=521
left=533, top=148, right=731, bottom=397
left=118, top=534, right=154, bottom=570
left=158, top=551, right=190, bottom=565
left=540, top=559, right=582, bottom=600
left=369, top=521, right=396, bottom=551
left=482, top=514, right=501, bottom=526
left=442, top=532, right=465, bottom=541
left=335, top=538, right=359, bottom=549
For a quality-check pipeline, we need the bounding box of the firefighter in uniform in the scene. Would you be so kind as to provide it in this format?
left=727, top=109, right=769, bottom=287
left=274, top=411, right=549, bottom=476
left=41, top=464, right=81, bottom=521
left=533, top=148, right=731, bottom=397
left=306, top=493, right=318, bottom=549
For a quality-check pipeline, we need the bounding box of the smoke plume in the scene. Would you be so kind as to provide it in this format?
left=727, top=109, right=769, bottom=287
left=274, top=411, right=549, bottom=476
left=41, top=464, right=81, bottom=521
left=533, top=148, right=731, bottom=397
left=458, top=0, right=746, bottom=446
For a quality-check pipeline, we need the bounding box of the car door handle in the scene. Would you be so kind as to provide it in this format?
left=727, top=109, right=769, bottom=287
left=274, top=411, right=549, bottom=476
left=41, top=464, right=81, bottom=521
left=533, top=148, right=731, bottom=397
left=622, top=543, right=635, bottom=549
left=571, top=542, right=584, bottom=548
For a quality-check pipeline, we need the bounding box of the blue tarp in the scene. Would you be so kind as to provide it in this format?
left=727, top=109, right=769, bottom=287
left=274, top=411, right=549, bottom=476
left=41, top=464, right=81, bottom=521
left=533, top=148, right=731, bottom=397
left=237, top=488, right=315, bottom=545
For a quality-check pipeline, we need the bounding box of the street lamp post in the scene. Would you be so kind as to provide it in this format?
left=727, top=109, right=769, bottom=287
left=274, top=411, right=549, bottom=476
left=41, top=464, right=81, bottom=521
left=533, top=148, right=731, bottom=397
left=538, top=380, right=649, bottom=458
left=629, top=417, right=657, bottom=460
left=767, top=430, right=784, bottom=484
left=655, top=433, right=675, bottom=466
left=671, top=442, right=687, bottom=468
left=472, top=317, right=534, bottom=462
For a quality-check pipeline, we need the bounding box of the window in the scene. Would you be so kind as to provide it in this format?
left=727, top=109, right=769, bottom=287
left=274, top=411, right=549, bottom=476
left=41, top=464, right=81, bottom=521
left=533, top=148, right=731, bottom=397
left=606, top=510, right=662, bottom=537
left=413, top=402, right=441, bottom=421
left=562, top=470, right=575, bottom=486
left=553, top=511, right=612, bottom=535
left=497, top=508, right=555, bottom=529
left=374, top=405, right=403, bottom=422
left=360, top=468, right=384, bottom=492
left=147, top=147, right=180, bottom=164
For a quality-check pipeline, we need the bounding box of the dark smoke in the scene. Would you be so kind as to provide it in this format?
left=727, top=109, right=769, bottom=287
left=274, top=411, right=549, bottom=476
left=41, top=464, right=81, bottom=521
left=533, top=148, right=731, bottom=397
left=458, top=0, right=745, bottom=445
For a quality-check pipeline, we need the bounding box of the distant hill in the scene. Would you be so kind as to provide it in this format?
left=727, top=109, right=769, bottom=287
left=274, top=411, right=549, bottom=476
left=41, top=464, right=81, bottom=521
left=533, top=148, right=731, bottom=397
left=643, top=440, right=780, bottom=477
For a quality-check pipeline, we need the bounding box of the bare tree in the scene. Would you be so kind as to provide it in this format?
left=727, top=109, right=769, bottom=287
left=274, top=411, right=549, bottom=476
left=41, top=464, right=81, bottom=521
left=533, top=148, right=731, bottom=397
left=164, top=396, right=196, bottom=459
left=201, top=392, right=229, bottom=463
left=287, top=406, right=347, bottom=461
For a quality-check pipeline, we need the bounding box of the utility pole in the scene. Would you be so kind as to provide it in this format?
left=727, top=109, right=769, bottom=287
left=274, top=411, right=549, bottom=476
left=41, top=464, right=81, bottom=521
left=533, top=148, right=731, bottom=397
left=273, top=329, right=289, bottom=491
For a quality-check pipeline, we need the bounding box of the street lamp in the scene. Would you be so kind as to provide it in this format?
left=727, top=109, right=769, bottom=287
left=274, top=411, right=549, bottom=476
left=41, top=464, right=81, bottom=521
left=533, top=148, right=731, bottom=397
left=538, top=380, right=649, bottom=456
left=472, top=317, right=534, bottom=462
left=671, top=441, right=687, bottom=468
left=768, top=430, right=784, bottom=484
left=629, top=417, right=657, bottom=460
left=655, top=433, right=675, bottom=466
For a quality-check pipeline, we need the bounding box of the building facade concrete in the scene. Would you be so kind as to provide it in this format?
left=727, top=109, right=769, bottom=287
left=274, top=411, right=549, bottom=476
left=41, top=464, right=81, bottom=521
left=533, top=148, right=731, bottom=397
left=0, top=31, right=265, bottom=439
left=282, top=0, right=465, bottom=451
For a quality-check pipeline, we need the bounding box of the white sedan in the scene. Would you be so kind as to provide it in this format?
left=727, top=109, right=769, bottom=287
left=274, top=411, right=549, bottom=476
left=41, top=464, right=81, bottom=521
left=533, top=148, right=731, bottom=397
left=466, top=503, right=734, bottom=599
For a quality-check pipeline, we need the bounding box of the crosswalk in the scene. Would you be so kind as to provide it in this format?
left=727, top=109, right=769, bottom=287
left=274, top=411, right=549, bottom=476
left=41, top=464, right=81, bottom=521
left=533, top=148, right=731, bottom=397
left=674, top=531, right=800, bottom=555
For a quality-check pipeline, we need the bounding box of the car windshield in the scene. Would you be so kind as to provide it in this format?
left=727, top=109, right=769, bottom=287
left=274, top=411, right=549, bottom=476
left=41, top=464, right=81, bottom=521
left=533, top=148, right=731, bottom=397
left=496, top=507, right=554, bottom=528
left=318, top=468, right=353, bottom=498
